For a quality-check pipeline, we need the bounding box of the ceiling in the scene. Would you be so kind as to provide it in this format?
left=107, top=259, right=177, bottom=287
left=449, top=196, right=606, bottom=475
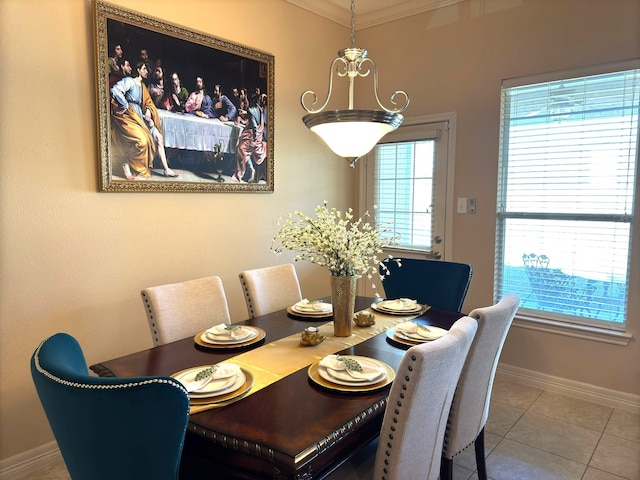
left=284, top=0, right=465, bottom=29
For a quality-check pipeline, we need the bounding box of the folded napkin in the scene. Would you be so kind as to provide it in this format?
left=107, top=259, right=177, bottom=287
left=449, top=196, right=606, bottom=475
left=395, top=321, right=448, bottom=340
left=319, top=355, right=385, bottom=381
left=184, top=363, right=240, bottom=393
left=205, top=323, right=252, bottom=340
left=294, top=299, right=332, bottom=313
left=380, top=298, right=419, bottom=311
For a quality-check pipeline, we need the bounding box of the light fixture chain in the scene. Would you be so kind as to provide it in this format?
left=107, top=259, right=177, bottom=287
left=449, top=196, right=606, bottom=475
left=350, top=0, right=355, bottom=48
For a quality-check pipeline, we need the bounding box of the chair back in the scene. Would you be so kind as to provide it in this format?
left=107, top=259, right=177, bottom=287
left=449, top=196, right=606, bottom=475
left=31, top=333, right=189, bottom=480
left=374, top=316, right=478, bottom=480
left=380, top=258, right=473, bottom=312
left=442, top=294, right=520, bottom=459
left=141, top=276, right=231, bottom=346
left=239, top=264, right=302, bottom=318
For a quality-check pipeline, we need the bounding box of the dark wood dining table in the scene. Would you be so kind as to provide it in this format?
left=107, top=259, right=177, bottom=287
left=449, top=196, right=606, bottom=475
left=90, top=297, right=462, bottom=480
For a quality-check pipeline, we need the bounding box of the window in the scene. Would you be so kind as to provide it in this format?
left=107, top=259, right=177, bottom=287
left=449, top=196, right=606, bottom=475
left=360, top=113, right=455, bottom=270
left=495, top=61, right=639, bottom=331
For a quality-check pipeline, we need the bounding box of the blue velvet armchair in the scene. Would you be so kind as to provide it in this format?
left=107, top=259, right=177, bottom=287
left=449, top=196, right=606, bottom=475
left=380, top=258, right=473, bottom=312
left=31, top=333, right=190, bottom=480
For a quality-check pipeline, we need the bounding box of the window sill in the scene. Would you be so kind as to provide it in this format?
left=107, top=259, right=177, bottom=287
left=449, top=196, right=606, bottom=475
left=513, top=314, right=632, bottom=346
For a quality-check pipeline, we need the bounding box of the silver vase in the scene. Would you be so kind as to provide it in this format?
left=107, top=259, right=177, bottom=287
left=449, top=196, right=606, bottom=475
left=330, top=275, right=357, bottom=337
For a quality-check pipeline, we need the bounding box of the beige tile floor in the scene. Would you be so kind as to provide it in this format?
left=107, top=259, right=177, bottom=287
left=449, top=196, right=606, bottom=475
left=20, top=377, right=640, bottom=480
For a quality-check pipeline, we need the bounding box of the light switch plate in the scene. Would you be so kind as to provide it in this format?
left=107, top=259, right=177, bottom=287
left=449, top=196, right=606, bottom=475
left=457, top=197, right=467, bottom=214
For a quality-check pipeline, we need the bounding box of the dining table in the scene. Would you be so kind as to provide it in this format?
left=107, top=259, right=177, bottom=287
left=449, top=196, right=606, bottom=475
left=90, top=296, right=463, bottom=480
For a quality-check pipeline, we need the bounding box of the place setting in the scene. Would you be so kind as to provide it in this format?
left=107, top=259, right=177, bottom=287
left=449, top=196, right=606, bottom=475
left=172, top=362, right=254, bottom=409
left=287, top=298, right=333, bottom=320
left=371, top=297, right=429, bottom=316
left=307, top=354, right=395, bottom=393
left=194, top=322, right=266, bottom=349
left=386, top=320, right=449, bottom=349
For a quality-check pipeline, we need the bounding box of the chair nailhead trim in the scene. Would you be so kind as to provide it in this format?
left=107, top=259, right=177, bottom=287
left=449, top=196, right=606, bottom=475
left=33, top=337, right=188, bottom=395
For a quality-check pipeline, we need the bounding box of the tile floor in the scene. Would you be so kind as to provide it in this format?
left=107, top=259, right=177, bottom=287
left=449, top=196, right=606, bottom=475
left=20, top=377, right=640, bottom=480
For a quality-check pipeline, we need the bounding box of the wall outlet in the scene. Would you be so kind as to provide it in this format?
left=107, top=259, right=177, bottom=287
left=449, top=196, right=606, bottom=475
left=457, top=197, right=467, bottom=214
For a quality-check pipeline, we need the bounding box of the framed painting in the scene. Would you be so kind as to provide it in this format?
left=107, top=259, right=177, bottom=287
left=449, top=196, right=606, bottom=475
left=94, top=1, right=274, bottom=192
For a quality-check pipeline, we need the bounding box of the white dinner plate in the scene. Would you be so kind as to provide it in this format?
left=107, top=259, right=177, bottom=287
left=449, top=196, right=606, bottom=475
left=201, top=326, right=259, bottom=345
left=395, top=324, right=448, bottom=342
left=371, top=302, right=424, bottom=315
left=175, top=366, right=246, bottom=399
left=318, top=356, right=388, bottom=386
left=292, top=302, right=333, bottom=315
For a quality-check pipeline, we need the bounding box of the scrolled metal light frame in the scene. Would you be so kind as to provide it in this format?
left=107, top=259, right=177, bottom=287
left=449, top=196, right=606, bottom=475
left=300, top=1, right=410, bottom=167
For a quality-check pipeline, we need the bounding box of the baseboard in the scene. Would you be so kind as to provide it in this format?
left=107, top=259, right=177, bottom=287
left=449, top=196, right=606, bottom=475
left=0, top=441, right=62, bottom=480
left=2, top=366, right=638, bottom=478
left=496, top=362, right=640, bottom=414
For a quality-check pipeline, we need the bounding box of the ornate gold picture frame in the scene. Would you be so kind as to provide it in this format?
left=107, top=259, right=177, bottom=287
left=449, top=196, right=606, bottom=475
left=94, top=1, right=274, bottom=192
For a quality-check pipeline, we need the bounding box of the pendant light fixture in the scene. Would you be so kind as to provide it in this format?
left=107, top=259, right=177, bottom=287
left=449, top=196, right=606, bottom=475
left=301, top=0, right=410, bottom=167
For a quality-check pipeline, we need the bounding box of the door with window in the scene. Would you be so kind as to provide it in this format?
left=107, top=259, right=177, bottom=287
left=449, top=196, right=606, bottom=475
left=360, top=115, right=456, bottom=295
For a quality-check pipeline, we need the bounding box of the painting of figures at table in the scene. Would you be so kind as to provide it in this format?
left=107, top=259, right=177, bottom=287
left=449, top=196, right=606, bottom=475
left=95, top=2, right=274, bottom=192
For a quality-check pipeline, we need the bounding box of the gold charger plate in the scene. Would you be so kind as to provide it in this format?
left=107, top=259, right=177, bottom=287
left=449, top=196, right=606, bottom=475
left=171, top=366, right=254, bottom=405
left=385, top=329, right=440, bottom=350
left=307, top=359, right=395, bottom=393
left=194, top=326, right=266, bottom=349
left=371, top=302, right=430, bottom=316
left=286, top=306, right=333, bottom=321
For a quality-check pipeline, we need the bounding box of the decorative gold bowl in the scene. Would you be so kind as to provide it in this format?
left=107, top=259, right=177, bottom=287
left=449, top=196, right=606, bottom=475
left=353, top=311, right=376, bottom=327
left=300, top=328, right=326, bottom=346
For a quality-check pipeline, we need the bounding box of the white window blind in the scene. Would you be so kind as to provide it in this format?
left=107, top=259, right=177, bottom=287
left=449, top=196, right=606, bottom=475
left=495, top=62, right=639, bottom=329
left=373, top=126, right=441, bottom=251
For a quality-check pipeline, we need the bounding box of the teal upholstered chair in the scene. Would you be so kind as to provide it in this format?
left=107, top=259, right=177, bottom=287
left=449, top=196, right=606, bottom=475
left=31, top=333, right=190, bottom=480
left=380, top=258, right=473, bottom=312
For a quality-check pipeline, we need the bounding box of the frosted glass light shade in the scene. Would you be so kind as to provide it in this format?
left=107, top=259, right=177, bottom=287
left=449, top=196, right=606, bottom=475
left=303, top=110, right=403, bottom=161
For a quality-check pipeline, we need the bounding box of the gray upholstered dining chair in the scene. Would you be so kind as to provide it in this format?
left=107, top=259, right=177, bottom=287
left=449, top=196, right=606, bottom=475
left=440, top=294, right=520, bottom=480
left=31, top=333, right=190, bottom=480
left=380, top=257, right=473, bottom=312
left=141, top=275, right=231, bottom=346
left=239, top=263, right=303, bottom=318
left=326, top=315, right=478, bottom=480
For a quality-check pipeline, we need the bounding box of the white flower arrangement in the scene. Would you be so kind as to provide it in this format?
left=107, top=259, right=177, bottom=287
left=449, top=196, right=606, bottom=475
left=271, top=202, right=400, bottom=287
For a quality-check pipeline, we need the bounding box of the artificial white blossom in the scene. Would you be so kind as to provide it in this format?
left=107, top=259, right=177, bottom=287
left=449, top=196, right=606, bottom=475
left=271, top=203, right=400, bottom=287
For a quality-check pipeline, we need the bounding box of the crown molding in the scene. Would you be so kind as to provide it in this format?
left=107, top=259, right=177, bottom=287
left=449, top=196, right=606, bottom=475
left=284, top=0, right=465, bottom=29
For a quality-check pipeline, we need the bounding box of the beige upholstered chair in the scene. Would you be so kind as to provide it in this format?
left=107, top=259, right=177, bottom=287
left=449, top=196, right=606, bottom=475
left=141, top=276, right=231, bottom=346
left=326, top=316, right=478, bottom=480
left=440, top=294, right=520, bottom=480
left=239, top=264, right=302, bottom=318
